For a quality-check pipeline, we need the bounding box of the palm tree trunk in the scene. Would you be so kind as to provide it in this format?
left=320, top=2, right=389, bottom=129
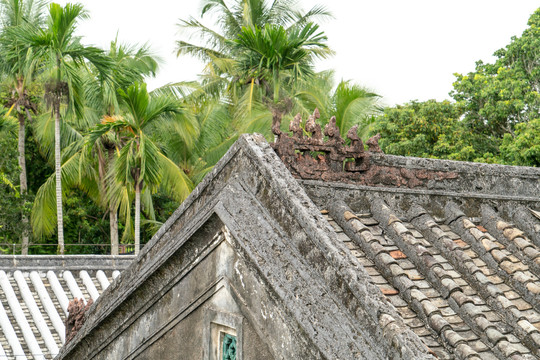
left=54, top=101, right=64, bottom=254
left=17, top=112, right=29, bottom=255
left=134, top=182, right=141, bottom=256
left=110, top=206, right=118, bottom=255
left=106, top=148, right=119, bottom=255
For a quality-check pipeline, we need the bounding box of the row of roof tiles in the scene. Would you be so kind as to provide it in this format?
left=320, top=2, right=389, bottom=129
left=325, top=199, right=540, bottom=359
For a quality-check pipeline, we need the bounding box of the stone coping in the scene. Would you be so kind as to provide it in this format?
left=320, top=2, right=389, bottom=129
left=0, top=255, right=136, bottom=271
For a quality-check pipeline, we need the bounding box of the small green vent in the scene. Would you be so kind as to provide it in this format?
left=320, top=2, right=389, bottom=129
left=222, top=333, right=237, bottom=360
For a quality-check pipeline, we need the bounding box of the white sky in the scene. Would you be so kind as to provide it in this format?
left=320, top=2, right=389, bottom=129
left=56, top=0, right=539, bottom=106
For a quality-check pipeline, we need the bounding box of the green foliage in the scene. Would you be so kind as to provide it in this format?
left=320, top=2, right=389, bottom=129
left=372, top=100, right=498, bottom=162
left=234, top=22, right=331, bottom=102
left=177, top=0, right=331, bottom=65
left=295, top=71, right=382, bottom=138
left=451, top=8, right=540, bottom=137
left=175, top=0, right=333, bottom=144
left=107, top=83, right=192, bottom=200
left=373, top=98, right=540, bottom=167
left=29, top=189, right=111, bottom=254
left=60, top=190, right=111, bottom=254
left=141, top=191, right=180, bottom=241
left=499, top=118, right=540, bottom=166
left=24, top=2, right=112, bottom=117
left=31, top=145, right=98, bottom=239
left=85, top=82, right=193, bottom=245
left=0, top=124, right=23, bottom=246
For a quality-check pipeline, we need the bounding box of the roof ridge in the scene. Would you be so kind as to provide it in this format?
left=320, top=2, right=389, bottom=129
left=509, top=206, right=540, bottom=246
left=272, top=112, right=540, bottom=198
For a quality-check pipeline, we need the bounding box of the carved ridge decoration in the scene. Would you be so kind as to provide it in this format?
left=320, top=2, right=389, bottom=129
left=271, top=109, right=458, bottom=188
left=65, top=298, right=94, bottom=344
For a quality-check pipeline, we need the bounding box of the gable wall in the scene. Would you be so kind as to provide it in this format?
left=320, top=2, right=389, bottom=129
left=63, top=218, right=274, bottom=359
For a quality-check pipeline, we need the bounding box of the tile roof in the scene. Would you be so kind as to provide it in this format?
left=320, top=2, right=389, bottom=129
left=0, top=256, right=133, bottom=359
left=325, top=200, right=540, bottom=359
left=273, top=112, right=540, bottom=358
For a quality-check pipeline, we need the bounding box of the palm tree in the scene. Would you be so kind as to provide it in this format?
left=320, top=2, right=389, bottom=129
left=176, top=0, right=332, bottom=141
left=31, top=41, right=160, bottom=255
left=235, top=22, right=331, bottom=102
left=88, top=83, right=192, bottom=255
left=176, top=0, right=330, bottom=67
left=295, top=71, right=383, bottom=138
left=176, top=0, right=331, bottom=102
left=20, top=2, right=111, bottom=254
left=85, top=41, right=159, bottom=254
left=0, top=0, right=47, bottom=254
left=233, top=22, right=332, bottom=134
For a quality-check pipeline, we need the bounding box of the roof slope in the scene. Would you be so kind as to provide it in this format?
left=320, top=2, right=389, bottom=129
left=323, top=202, right=540, bottom=359
left=55, top=127, right=540, bottom=359
left=290, top=119, right=540, bottom=359
left=0, top=256, right=133, bottom=359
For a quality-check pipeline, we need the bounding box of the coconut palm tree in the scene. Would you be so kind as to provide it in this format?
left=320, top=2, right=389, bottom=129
left=176, top=0, right=331, bottom=104
left=0, top=0, right=48, bottom=254
left=176, top=0, right=330, bottom=67
left=176, top=0, right=332, bottom=141
left=215, top=21, right=331, bottom=140
left=19, top=2, right=111, bottom=254
left=88, top=83, right=192, bottom=255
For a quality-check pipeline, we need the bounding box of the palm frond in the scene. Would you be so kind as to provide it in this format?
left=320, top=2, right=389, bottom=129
left=0, top=115, right=17, bottom=134
left=199, top=0, right=240, bottom=36
left=31, top=149, right=97, bottom=238
left=333, top=80, right=382, bottom=135
left=287, top=4, right=333, bottom=29
left=0, top=0, right=47, bottom=27
left=33, top=111, right=83, bottom=162
left=141, top=188, right=155, bottom=221
left=175, top=39, right=226, bottom=62
left=157, top=152, right=192, bottom=202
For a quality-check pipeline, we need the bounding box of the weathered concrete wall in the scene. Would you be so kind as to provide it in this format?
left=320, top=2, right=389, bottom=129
left=301, top=143, right=540, bottom=223
left=368, top=153, right=540, bottom=196
left=98, top=238, right=272, bottom=360
left=272, top=120, right=540, bottom=197
left=59, top=222, right=274, bottom=359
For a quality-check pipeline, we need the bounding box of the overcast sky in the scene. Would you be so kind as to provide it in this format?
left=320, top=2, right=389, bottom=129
left=55, top=0, right=539, bottom=106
